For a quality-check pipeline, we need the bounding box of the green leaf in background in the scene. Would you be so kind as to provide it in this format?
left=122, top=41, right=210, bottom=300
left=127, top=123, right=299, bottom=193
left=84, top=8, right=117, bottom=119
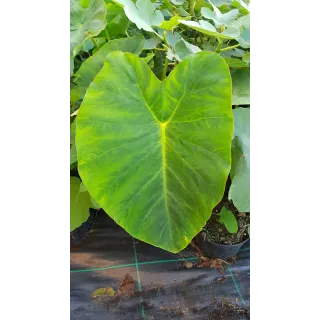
left=159, top=15, right=189, bottom=31
left=242, top=51, right=250, bottom=64
left=114, top=0, right=164, bottom=33
left=144, top=36, right=162, bottom=49
left=224, top=57, right=248, bottom=68
left=70, top=177, right=92, bottom=232
left=141, top=52, right=155, bottom=64
left=219, top=207, right=238, bottom=233
left=201, top=3, right=239, bottom=28
left=76, top=51, right=233, bottom=252
left=174, top=38, right=201, bottom=61
left=70, top=0, right=107, bottom=57
left=231, top=69, right=250, bottom=105
left=170, top=0, right=185, bottom=5
left=231, top=0, right=250, bottom=15
left=105, top=3, right=130, bottom=37
left=229, top=108, right=250, bottom=212
left=82, top=38, right=95, bottom=52
left=233, top=14, right=250, bottom=48
left=179, top=20, right=240, bottom=39
left=71, top=34, right=144, bottom=101
left=70, top=121, right=77, bottom=168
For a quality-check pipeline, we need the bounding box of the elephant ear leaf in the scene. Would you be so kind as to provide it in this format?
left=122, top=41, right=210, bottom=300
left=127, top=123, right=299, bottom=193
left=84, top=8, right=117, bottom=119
left=76, top=51, right=233, bottom=253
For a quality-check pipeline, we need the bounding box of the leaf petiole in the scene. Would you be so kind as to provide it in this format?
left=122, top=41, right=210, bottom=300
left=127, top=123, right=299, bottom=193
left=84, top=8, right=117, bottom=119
left=219, top=44, right=241, bottom=52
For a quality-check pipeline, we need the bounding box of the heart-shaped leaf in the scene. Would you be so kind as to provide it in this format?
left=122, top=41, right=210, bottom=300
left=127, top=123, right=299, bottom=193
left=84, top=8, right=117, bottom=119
left=179, top=20, right=240, bottom=39
left=114, top=0, right=164, bottom=32
left=70, top=177, right=92, bottom=231
left=219, top=207, right=238, bottom=233
left=70, top=0, right=107, bottom=57
left=71, top=34, right=144, bottom=101
left=76, top=51, right=233, bottom=252
left=201, top=3, right=239, bottom=28
left=229, top=108, right=250, bottom=212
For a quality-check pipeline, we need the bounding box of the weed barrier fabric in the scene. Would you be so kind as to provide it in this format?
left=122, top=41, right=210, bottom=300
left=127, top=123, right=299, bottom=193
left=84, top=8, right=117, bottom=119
left=71, top=212, right=250, bottom=319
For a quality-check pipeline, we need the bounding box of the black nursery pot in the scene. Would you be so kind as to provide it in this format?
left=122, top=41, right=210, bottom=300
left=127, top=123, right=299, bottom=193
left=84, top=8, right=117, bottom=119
left=196, top=232, right=249, bottom=260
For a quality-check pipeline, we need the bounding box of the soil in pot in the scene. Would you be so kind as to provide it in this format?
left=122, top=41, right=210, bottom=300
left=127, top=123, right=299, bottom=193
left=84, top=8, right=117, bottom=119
left=202, top=176, right=250, bottom=245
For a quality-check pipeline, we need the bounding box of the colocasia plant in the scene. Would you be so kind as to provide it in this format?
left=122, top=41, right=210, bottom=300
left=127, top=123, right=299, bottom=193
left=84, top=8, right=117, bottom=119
left=70, top=0, right=250, bottom=252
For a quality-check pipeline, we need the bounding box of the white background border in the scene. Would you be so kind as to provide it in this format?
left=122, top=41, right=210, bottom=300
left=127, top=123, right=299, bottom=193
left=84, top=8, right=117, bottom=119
left=1, top=0, right=320, bottom=319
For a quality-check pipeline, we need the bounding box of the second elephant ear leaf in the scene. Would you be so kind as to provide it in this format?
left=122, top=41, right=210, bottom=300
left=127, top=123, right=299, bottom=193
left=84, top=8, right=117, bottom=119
left=71, top=34, right=145, bottom=102
left=229, top=107, right=250, bottom=212
left=76, top=51, right=233, bottom=253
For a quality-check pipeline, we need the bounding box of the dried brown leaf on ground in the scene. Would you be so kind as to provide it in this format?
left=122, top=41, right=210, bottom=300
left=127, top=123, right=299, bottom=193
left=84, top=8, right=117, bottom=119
left=183, top=261, right=193, bottom=268
left=118, top=273, right=136, bottom=296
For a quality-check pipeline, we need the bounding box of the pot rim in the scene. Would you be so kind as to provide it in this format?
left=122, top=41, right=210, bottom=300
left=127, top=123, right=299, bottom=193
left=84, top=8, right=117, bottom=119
left=198, top=233, right=249, bottom=248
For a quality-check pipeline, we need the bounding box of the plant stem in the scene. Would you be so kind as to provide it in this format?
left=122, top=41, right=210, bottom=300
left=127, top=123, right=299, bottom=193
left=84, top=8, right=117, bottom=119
left=219, top=44, right=241, bottom=52
left=215, top=38, right=222, bottom=53
left=161, top=57, right=169, bottom=80
left=154, top=31, right=165, bottom=42
left=153, top=47, right=167, bottom=51
left=91, top=37, right=99, bottom=49
left=105, top=29, right=111, bottom=41
left=190, top=0, right=195, bottom=16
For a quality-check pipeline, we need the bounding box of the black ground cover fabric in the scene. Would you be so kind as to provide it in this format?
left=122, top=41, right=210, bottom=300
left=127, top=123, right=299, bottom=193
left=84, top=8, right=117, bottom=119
left=71, top=211, right=250, bottom=319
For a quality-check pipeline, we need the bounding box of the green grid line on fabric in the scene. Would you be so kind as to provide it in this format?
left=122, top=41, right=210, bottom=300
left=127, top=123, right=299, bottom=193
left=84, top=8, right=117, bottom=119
left=132, top=237, right=146, bottom=319
left=70, top=257, right=200, bottom=273
left=227, top=265, right=245, bottom=305
left=70, top=247, right=249, bottom=273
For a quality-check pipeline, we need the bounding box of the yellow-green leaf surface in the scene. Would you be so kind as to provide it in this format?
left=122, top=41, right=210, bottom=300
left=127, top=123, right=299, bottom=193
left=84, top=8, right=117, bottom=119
left=71, top=34, right=144, bottom=101
left=70, top=177, right=92, bottom=232
left=76, top=51, right=233, bottom=252
left=70, top=0, right=107, bottom=57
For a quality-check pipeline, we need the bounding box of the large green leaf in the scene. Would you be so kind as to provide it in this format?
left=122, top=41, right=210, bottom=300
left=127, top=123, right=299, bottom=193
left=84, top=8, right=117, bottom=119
left=70, top=177, right=92, bottom=232
left=179, top=20, right=240, bottom=39
left=114, top=0, right=164, bottom=32
left=76, top=51, right=233, bottom=253
left=71, top=34, right=144, bottom=101
left=231, top=69, right=250, bottom=105
left=229, top=108, right=250, bottom=212
left=70, top=0, right=107, bottom=57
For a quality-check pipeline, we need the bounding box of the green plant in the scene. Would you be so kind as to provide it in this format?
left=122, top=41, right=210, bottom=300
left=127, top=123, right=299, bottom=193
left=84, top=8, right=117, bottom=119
left=70, top=0, right=250, bottom=249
